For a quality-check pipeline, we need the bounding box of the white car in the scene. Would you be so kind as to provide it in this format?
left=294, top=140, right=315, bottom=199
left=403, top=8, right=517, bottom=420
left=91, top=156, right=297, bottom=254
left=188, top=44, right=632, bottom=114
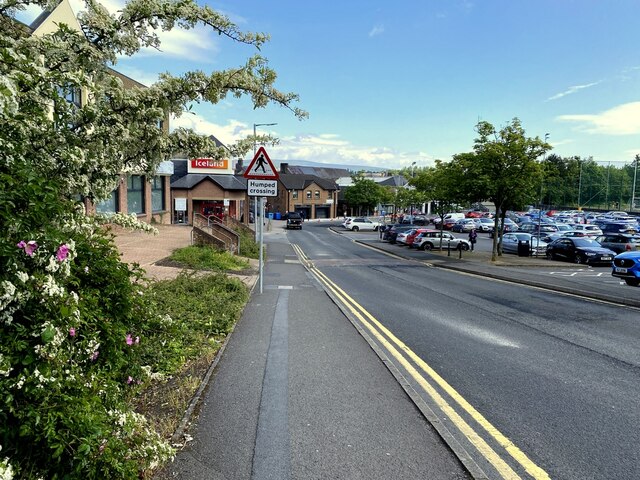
left=572, top=224, right=603, bottom=237
left=343, top=217, right=380, bottom=231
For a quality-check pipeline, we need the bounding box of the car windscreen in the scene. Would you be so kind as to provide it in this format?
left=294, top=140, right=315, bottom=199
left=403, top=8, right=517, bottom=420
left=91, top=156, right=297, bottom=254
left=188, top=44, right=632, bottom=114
left=288, top=214, right=301, bottom=219
left=573, top=238, right=600, bottom=247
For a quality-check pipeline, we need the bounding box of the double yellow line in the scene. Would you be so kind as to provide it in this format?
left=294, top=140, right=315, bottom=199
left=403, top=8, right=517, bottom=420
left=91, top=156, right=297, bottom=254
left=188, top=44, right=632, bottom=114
left=291, top=244, right=550, bottom=480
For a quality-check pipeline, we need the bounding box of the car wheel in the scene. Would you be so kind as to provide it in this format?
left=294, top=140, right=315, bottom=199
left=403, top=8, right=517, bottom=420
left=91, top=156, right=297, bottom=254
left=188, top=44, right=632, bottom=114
left=461, top=243, right=470, bottom=251
left=352, top=226, right=359, bottom=232
left=424, top=242, right=433, bottom=251
left=624, top=278, right=640, bottom=287
left=573, top=254, right=583, bottom=264
left=546, top=251, right=554, bottom=260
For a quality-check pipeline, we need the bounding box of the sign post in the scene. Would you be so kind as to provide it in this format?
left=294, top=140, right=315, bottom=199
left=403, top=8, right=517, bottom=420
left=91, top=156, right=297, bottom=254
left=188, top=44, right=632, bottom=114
left=243, top=147, right=279, bottom=294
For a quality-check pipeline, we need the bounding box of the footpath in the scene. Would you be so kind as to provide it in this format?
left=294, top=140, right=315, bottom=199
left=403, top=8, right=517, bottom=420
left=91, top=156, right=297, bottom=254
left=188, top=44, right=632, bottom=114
left=114, top=220, right=638, bottom=480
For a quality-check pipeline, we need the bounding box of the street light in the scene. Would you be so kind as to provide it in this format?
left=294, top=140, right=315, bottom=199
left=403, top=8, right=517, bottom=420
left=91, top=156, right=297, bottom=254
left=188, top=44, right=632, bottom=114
left=253, top=122, right=277, bottom=154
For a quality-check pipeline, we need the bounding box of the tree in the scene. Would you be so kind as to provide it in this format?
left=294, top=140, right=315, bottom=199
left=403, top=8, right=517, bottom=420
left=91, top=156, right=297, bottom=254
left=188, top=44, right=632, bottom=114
left=460, top=119, right=550, bottom=260
left=344, top=174, right=387, bottom=215
left=0, top=0, right=305, bottom=477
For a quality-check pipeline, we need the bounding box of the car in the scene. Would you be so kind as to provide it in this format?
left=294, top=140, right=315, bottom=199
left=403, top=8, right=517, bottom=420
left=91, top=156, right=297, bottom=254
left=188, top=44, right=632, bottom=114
left=518, top=223, right=558, bottom=234
left=594, top=233, right=640, bottom=254
left=441, top=218, right=459, bottom=230
left=571, top=224, right=603, bottom=237
left=451, top=218, right=477, bottom=233
left=414, top=231, right=471, bottom=251
left=611, top=251, right=640, bottom=286
left=545, top=237, right=616, bottom=265
left=500, top=232, right=548, bottom=256
left=474, top=217, right=495, bottom=232
left=488, top=218, right=518, bottom=237
left=286, top=212, right=302, bottom=229
left=385, top=224, right=415, bottom=243
left=343, top=217, right=380, bottom=232
left=404, top=228, right=432, bottom=247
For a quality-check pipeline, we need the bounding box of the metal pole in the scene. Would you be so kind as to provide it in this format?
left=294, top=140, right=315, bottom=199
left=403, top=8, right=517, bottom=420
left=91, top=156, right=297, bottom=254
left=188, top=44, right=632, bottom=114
left=259, top=196, right=264, bottom=294
left=253, top=124, right=258, bottom=242
left=578, top=160, right=583, bottom=208
left=631, top=158, right=638, bottom=212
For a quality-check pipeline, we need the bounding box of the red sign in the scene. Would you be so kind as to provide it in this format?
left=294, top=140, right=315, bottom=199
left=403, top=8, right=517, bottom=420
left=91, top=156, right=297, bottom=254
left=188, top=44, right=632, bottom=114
left=243, top=147, right=279, bottom=180
left=191, top=158, right=229, bottom=169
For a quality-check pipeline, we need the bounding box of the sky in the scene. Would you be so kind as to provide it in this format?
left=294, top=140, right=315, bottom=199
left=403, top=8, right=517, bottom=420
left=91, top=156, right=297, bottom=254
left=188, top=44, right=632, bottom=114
left=20, top=0, right=640, bottom=169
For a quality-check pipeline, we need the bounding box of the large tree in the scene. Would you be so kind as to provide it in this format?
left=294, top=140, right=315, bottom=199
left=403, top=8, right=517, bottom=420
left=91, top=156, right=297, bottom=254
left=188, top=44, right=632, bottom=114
left=344, top=174, right=387, bottom=215
left=455, top=119, right=550, bottom=260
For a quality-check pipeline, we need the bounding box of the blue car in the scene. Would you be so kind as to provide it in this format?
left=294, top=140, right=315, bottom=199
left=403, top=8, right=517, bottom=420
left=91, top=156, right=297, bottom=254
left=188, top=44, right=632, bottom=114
left=612, top=251, right=640, bottom=286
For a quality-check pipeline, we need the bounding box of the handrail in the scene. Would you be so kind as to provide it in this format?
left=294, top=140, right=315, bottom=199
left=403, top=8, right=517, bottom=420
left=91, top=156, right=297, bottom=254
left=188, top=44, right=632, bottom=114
left=193, top=213, right=240, bottom=254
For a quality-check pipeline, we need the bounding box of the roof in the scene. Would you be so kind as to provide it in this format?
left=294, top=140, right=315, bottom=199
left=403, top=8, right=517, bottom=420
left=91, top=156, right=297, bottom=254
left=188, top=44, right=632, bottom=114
left=283, top=165, right=351, bottom=180
left=277, top=173, right=338, bottom=191
left=171, top=174, right=248, bottom=190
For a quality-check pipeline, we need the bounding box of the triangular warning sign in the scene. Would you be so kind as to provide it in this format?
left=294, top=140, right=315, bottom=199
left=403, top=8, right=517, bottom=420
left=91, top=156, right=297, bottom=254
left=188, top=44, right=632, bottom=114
left=243, top=146, right=279, bottom=179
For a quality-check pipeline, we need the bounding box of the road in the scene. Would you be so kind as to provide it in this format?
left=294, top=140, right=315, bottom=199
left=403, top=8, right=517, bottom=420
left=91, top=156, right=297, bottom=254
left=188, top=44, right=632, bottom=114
left=288, top=221, right=640, bottom=480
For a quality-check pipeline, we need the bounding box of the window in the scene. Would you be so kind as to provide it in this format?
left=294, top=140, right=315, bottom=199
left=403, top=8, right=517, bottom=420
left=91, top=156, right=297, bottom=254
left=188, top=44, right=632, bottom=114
left=292, top=190, right=298, bottom=199
left=151, top=176, right=165, bottom=212
left=96, top=189, right=118, bottom=214
left=56, top=85, right=82, bottom=107
left=314, top=190, right=320, bottom=199
left=127, top=175, right=145, bottom=214
left=306, top=191, right=311, bottom=199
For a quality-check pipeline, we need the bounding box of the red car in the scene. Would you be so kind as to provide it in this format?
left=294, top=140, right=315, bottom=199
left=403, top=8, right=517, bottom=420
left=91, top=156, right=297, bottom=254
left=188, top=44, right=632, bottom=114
left=406, top=228, right=434, bottom=247
left=442, top=218, right=458, bottom=230
left=465, top=210, right=484, bottom=218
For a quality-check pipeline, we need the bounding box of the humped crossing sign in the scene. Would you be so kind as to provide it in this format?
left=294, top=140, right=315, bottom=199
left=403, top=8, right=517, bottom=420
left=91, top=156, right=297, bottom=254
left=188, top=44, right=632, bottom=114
left=243, top=146, right=279, bottom=180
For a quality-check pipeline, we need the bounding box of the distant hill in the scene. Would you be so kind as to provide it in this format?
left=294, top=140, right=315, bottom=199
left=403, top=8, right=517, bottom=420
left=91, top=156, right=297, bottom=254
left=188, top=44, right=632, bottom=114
left=272, top=159, right=386, bottom=173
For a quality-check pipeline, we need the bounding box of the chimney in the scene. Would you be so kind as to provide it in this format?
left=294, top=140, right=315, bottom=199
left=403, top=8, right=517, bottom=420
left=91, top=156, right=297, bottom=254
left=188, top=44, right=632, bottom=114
left=280, top=162, right=289, bottom=173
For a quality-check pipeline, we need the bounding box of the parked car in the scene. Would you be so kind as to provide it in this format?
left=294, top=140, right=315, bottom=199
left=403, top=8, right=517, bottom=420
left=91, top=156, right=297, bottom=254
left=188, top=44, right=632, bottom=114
left=594, top=234, right=640, bottom=254
left=414, top=231, right=471, bottom=251
left=611, top=251, right=640, bottom=286
left=488, top=218, right=518, bottom=237
left=571, top=224, right=603, bottom=237
left=501, top=232, right=548, bottom=256
left=343, top=217, right=380, bottom=231
left=545, top=237, right=616, bottom=265
left=451, top=218, right=477, bottom=233
left=286, top=212, right=303, bottom=229
left=474, top=217, right=495, bottom=232
left=404, top=228, right=432, bottom=247
left=385, top=225, right=415, bottom=244
left=518, top=223, right=558, bottom=234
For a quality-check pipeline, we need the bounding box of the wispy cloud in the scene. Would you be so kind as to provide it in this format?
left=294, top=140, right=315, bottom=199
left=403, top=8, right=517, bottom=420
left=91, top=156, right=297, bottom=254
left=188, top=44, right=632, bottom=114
left=557, top=101, right=640, bottom=135
left=368, top=24, right=385, bottom=37
left=170, top=113, right=434, bottom=168
left=546, top=81, right=600, bottom=101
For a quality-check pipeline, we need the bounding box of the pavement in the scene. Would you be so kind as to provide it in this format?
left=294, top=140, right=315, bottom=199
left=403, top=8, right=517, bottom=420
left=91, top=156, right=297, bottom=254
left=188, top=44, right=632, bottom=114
left=112, top=219, right=639, bottom=479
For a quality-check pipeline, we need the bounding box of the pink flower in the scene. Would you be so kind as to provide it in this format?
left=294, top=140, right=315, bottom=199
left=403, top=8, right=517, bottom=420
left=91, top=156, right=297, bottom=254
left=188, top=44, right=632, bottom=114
left=56, top=244, right=70, bottom=262
left=126, top=376, right=133, bottom=384
left=24, top=241, right=38, bottom=256
left=126, top=334, right=133, bottom=346
left=69, top=327, right=76, bottom=337
left=16, top=241, right=26, bottom=249
left=90, top=351, right=99, bottom=361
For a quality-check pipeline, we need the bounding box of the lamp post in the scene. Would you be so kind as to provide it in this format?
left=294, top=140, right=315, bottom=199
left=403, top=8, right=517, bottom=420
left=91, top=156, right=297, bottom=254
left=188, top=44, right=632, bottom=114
left=252, top=123, right=277, bottom=242
left=537, top=133, right=550, bottom=241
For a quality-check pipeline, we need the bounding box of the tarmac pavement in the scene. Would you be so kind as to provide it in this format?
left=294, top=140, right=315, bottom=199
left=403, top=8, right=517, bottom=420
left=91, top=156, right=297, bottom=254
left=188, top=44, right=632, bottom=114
left=112, top=219, right=639, bottom=479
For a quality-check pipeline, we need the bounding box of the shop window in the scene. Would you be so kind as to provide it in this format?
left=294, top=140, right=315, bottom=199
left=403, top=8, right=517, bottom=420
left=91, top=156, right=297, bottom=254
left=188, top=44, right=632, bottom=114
left=306, top=191, right=311, bottom=199
left=96, top=189, right=119, bottom=214
left=292, top=190, right=298, bottom=199
left=151, top=176, right=165, bottom=212
left=127, top=175, right=145, bottom=214
left=314, top=190, right=320, bottom=199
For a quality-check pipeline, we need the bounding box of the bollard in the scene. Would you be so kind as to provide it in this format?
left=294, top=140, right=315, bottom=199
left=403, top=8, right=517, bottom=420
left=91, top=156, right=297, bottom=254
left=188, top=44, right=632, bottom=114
left=447, top=241, right=451, bottom=256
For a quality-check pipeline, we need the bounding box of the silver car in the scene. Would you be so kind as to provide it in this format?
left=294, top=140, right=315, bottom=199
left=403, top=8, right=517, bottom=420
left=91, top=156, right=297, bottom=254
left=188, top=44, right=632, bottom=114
left=415, top=231, right=471, bottom=251
left=501, top=232, right=548, bottom=256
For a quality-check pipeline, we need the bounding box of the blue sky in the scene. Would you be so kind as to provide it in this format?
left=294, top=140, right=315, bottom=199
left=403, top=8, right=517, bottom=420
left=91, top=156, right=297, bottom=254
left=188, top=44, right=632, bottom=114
left=22, top=0, right=640, bottom=169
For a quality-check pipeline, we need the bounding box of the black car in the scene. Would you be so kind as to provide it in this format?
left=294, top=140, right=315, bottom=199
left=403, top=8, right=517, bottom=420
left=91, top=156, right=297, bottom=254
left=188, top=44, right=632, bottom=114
left=546, top=237, right=615, bottom=265
left=286, top=212, right=302, bottom=229
left=384, top=224, right=415, bottom=243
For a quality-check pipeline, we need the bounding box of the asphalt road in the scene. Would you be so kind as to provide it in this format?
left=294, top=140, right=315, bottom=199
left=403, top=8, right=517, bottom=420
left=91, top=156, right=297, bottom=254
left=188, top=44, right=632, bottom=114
left=289, top=221, right=640, bottom=480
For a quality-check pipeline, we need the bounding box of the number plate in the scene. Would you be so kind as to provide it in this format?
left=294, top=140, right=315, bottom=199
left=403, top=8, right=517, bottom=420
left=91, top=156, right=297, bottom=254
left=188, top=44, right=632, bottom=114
left=615, top=267, right=628, bottom=273
left=601, top=256, right=612, bottom=261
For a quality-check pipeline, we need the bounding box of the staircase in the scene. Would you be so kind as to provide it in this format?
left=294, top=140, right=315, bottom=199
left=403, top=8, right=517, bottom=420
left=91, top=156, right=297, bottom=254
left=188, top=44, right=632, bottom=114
left=192, top=214, right=241, bottom=254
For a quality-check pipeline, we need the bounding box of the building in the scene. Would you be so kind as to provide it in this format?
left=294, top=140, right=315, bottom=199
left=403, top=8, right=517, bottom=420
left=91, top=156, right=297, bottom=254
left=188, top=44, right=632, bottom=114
left=25, top=0, right=174, bottom=224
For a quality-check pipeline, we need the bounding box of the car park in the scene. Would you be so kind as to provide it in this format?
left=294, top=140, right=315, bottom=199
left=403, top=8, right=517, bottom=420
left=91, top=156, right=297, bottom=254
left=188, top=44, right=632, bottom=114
left=594, top=233, right=640, bottom=253
left=545, top=237, right=615, bottom=265
left=501, top=232, right=548, bottom=256
left=414, top=231, right=471, bottom=251
left=488, top=218, right=518, bottom=237
left=571, top=224, right=603, bottom=236
left=611, top=251, right=640, bottom=286
left=343, top=217, right=380, bottom=231
left=286, top=212, right=303, bottom=229
left=451, top=218, right=477, bottom=233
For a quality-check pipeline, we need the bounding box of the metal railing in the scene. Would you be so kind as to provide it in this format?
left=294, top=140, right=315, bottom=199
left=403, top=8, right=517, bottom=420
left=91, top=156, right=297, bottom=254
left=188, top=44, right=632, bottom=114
left=192, top=213, right=240, bottom=254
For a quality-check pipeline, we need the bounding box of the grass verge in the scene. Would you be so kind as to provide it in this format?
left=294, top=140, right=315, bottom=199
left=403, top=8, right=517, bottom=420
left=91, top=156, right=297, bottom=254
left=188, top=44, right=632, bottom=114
left=168, top=245, right=251, bottom=271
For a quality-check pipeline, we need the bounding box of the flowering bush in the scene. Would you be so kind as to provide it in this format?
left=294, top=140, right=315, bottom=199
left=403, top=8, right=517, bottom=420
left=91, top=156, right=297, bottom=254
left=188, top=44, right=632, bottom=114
left=0, top=166, right=173, bottom=478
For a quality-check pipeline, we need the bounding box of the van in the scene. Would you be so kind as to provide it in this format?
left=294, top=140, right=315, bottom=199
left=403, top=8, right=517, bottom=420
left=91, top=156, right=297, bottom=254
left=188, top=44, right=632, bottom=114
left=444, top=213, right=465, bottom=221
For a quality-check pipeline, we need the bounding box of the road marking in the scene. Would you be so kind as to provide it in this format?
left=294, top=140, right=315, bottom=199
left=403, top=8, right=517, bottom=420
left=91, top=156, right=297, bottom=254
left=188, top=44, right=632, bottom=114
left=296, top=249, right=551, bottom=480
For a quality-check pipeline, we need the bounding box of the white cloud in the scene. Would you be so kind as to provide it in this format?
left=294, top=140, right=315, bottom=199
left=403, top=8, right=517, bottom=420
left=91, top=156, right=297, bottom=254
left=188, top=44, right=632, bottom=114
left=170, top=113, right=434, bottom=168
left=546, top=81, right=600, bottom=101
left=557, top=101, right=640, bottom=135
left=368, top=24, right=385, bottom=37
